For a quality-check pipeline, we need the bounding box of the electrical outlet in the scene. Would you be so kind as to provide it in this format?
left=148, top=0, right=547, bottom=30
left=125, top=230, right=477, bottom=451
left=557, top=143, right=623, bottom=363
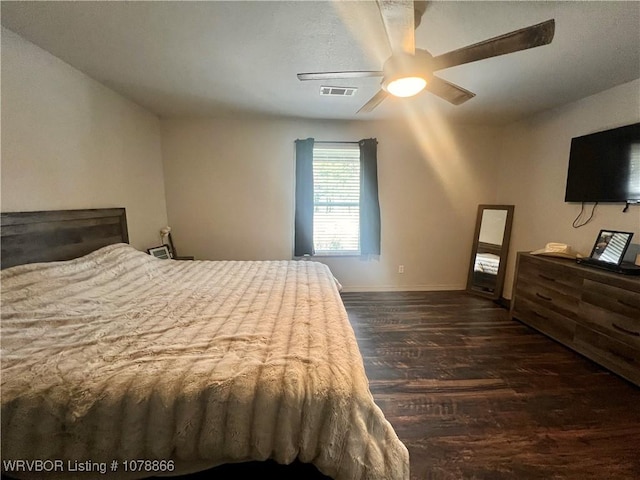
left=398, top=265, right=404, bottom=274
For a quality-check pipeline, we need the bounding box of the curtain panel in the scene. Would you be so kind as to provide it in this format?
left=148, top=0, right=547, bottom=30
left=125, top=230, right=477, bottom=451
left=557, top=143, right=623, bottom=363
left=294, top=138, right=315, bottom=256
left=359, top=138, right=381, bottom=255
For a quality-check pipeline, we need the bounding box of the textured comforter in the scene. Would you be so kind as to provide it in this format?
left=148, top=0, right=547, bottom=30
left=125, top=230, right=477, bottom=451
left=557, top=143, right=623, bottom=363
left=1, top=244, right=409, bottom=480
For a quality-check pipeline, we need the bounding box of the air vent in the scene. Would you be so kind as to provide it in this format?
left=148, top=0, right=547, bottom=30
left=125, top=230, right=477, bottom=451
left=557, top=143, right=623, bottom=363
left=320, top=86, right=357, bottom=97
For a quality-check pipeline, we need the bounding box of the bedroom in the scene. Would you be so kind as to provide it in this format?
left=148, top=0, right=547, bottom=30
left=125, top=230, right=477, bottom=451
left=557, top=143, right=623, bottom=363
left=1, top=1, right=639, bottom=479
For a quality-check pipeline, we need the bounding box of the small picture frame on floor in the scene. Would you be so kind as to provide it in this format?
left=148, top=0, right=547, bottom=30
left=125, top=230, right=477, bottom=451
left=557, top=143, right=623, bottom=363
left=147, top=245, right=171, bottom=259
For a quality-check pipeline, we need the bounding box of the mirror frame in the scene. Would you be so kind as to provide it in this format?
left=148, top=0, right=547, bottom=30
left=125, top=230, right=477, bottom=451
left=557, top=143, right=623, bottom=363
left=466, top=204, right=514, bottom=301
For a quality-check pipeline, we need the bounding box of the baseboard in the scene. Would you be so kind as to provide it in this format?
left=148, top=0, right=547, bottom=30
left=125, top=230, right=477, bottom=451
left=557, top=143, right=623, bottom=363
left=339, top=287, right=513, bottom=309
left=340, top=284, right=466, bottom=293
left=496, top=296, right=511, bottom=310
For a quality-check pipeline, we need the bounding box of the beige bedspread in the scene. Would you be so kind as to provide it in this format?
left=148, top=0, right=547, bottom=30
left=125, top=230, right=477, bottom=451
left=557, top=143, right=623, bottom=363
left=1, top=244, right=409, bottom=480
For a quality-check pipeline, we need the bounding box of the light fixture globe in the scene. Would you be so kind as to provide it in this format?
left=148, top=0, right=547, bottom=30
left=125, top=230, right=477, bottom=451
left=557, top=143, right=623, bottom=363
left=381, top=52, right=432, bottom=98
left=385, top=77, right=427, bottom=97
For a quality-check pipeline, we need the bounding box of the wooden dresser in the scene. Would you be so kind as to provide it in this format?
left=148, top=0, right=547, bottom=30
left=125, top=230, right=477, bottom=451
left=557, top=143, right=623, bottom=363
left=510, top=252, right=640, bottom=386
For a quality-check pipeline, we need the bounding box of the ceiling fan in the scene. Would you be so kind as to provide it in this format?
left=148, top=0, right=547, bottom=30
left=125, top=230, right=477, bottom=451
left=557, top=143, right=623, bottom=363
left=297, top=1, right=555, bottom=113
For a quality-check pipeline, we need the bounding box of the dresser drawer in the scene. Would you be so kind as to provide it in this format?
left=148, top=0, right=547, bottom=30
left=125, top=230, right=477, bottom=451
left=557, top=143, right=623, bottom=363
left=581, top=279, right=640, bottom=319
left=580, top=279, right=640, bottom=348
left=574, top=324, right=640, bottom=385
left=512, top=296, right=576, bottom=344
left=513, top=278, right=580, bottom=319
left=517, top=254, right=583, bottom=295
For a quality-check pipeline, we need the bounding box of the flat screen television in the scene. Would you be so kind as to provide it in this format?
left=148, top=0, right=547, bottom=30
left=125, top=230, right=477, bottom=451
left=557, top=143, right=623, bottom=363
left=564, top=122, right=640, bottom=203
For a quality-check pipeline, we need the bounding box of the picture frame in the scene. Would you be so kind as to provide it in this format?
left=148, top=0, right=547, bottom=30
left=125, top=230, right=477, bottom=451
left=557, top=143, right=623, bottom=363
left=147, top=245, right=171, bottom=259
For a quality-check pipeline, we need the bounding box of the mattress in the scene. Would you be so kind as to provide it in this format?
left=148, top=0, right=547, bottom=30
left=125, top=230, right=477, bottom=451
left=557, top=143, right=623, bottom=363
left=1, top=244, right=409, bottom=480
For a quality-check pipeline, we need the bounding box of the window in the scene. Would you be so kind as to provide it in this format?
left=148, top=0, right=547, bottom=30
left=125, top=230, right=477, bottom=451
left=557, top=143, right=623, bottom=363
left=312, top=143, right=361, bottom=255
left=294, top=138, right=380, bottom=258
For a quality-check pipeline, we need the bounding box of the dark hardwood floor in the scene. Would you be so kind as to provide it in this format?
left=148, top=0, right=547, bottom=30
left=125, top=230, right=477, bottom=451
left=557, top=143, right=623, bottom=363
left=341, top=291, right=640, bottom=480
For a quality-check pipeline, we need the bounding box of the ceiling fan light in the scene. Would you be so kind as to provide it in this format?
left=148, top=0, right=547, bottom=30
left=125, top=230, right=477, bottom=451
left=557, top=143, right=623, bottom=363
left=385, top=76, right=427, bottom=97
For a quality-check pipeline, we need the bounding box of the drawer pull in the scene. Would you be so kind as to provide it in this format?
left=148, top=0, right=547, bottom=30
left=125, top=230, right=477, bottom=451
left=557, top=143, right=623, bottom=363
left=617, top=299, right=639, bottom=310
left=612, top=322, right=640, bottom=337
left=535, top=292, right=553, bottom=301
left=610, top=349, right=635, bottom=364
left=533, top=311, right=548, bottom=320
left=538, top=274, right=556, bottom=282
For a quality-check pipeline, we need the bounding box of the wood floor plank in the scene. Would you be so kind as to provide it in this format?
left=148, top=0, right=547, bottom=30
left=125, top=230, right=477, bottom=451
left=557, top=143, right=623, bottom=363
left=341, top=291, right=640, bottom=480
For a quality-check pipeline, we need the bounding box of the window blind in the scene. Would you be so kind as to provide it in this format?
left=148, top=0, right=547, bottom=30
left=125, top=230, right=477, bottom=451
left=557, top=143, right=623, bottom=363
left=312, top=143, right=360, bottom=254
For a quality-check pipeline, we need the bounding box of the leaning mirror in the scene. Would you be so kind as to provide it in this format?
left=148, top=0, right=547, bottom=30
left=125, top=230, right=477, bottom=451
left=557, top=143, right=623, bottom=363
left=466, top=204, right=514, bottom=300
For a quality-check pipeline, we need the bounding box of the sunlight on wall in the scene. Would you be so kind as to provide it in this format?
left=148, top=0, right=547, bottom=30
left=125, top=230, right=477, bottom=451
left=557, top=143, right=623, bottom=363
left=400, top=102, right=484, bottom=218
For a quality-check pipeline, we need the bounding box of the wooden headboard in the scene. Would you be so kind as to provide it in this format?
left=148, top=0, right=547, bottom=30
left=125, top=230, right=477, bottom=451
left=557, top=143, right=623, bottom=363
left=1, top=208, right=128, bottom=269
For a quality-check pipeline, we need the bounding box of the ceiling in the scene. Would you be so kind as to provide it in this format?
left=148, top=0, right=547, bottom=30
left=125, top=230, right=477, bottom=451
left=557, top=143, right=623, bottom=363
left=2, top=1, right=639, bottom=124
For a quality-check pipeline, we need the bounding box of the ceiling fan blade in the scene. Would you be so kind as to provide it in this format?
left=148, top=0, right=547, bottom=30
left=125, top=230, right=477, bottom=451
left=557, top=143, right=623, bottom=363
left=377, top=0, right=415, bottom=54
left=297, top=71, right=383, bottom=81
left=413, top=1, right=429, bottom=29
left=426, top=76, right=475, bottom=105
left=357, top=89, right=389, bottom=113
left=431, top=19, right=555, bottom=71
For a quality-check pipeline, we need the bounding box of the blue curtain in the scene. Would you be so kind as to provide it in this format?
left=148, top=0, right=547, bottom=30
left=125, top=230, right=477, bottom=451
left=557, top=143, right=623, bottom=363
left=359, top=138, right=381, bottom=255
left=294, top=138, right=315, bottom=256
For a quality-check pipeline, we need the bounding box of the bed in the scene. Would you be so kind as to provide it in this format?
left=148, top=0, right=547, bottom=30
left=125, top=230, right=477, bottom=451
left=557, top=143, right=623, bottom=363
left=1, top=209, right=409, bottom=480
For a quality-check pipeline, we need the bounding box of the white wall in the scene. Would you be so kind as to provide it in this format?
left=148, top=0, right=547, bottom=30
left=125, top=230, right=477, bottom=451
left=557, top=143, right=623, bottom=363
left=496, top=79, right=640, bottom=298
left=161, top=114, right=502, bottom=291
left=1, top=28, right=168, bottom=249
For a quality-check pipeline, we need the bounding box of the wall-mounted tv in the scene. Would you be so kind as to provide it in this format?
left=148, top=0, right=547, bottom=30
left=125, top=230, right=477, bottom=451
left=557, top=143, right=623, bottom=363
left=564, top=122, right=640, bottom=203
